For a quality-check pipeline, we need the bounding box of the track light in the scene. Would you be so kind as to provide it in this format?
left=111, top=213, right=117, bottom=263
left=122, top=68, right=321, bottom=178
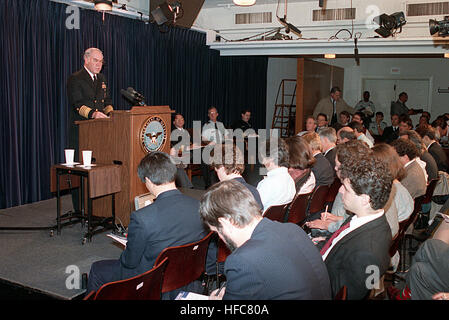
left=429, top=16, right=449, bottom=37
left=373, top=12, right=406, bottom=38
left=151, top=1, right=184, bottom=26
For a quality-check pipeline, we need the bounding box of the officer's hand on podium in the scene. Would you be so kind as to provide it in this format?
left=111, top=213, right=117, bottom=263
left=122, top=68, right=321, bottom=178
left=92, top=111, right=108, bottom=119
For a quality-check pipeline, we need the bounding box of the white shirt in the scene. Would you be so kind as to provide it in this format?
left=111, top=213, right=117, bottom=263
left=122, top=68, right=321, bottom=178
left=357, top=133, right=374, bottom=148
left=202, top=121, right=227, bottom=144
left=84, top=66, right=97, bottom=82
left=257, top=167, right=296, bottom=213
left=322, top=210, right=385, bottom=261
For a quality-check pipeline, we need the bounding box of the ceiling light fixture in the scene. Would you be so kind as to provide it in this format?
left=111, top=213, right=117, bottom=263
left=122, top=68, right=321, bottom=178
left=233, top=0, right=256, bottom=6
left=444, top=53, right=449, bottom=58
left=324, top=54, right=336, bottom=59
left=94, top=0, right=113, bottom=12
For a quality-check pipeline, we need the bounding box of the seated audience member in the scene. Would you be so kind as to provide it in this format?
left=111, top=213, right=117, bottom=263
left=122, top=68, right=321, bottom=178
left=307, top=141, right=401, bottom=237
left=257, top=138, right=296, bottom=213
left=231, top=109, right=253, bottom=132
left=432, top=115, right=449, bottom=145
left=303, top=132, right=335, bottom=186
left=369, top=111, right=387, bottom=136
left=297, top=116, right=317, bottom=136
left=339, top=110, right=351, bottom=127
left=86, top=152, right=213, bottom=298
left=352, top=111, right=375, bottom=145
left=417, top=126, right=449, bottom=173
left=313, top=143, right=393, bottom=300
left=318, top=127, right=338, bottom=172
left=285, top=136, right=316, bottom=194
left=381, top=114, right=400, bottom=144
left=391, top=139, right=427, bottom=199
left=316, top=113, right=329, bottom=133
left=398, top=115, right=414, bottom=134
left=372, top=143, right=413, bottom=223
left=336, top=126, right=356, bottom=145
left=399, top=130, right=438, bottom=182
left=416, top=114, right=430, bottom=130
left=388, top=213, right=449, bottom=300
left=202, top=180, right=332, bottom=300
left=210, top=143, right=263, bottom=210
left=348, top=121, right=374, bottom=148
left=170, top=113, right=194, bottom=189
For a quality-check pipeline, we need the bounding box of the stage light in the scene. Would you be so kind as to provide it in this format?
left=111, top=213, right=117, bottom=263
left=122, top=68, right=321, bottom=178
left=429, top=16, right=449, bottom=37
left=94, top=0, right=113, bottom=11
left=373, top=12, right=406, bottom=38
left=151, top=1, right=184, bottom=26
left=233, top=0, right=256, bottom=6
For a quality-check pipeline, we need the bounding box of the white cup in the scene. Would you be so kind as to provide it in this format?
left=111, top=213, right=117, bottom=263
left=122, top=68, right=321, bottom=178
left=82, top=150, right=92, bottom=166
left=64, top=149, right=75, bottom=165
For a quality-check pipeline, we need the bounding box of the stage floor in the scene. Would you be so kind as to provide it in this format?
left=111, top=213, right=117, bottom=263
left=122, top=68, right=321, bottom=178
left=0, top=194, right=123, bottom=300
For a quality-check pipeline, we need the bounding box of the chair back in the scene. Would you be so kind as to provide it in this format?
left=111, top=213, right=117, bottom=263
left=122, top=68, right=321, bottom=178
left=389, top=232, right=403, bottom=257
left=154, top=232, right=213, bottom=293
left=325, top=178, right=342, bottom=204
left=334, top=285, right=347, bottom=300
left=134, top=192, right=155, bottom=210
left=287, top=192, right=312, bottom=224
left=217, top=238, right=231, bottom=264
left=84, top=257, right=169, bottom=300
left=422, top=178, right=439, bottom=205
left=399, top=195, right=424, bottom=231
left=263, top=203, right=289, bottom=223
left=308, top=185, right=330, bottom=214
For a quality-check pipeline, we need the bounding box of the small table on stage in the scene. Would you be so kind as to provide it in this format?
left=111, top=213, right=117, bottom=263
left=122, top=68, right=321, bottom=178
left=51, top=163, right=121, bottom=244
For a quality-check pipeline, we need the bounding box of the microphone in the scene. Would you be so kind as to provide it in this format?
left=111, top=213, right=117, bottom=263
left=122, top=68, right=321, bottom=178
left=121, top=87, right=146, bottom=105
left=127, top=87, right=145, bottom=100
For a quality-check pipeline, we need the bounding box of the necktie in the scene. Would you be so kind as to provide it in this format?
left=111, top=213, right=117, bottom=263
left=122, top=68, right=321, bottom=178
left=320, top=220, right=351, bottom=255
left=330, top=100, right=337, bottom=126
left=214, top=122, right=220, bottom=143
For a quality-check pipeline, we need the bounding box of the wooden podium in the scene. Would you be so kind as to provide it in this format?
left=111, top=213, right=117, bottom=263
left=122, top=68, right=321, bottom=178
left=76, top=106, right=174, bottom=225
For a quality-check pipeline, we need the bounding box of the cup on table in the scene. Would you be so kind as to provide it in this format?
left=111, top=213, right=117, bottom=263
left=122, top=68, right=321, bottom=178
left=64, top=149, right=75, bottom=165
left=82, top=150, right=93, bottom=166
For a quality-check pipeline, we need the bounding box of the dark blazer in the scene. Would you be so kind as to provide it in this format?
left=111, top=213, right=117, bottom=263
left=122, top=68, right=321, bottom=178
left=421, top=150, right=439, bottom=181
left=66, top=68, right=113, bottom=152
left=324, top=214, right=392, bottom=300
left=312, top=153, right=335, bottom=186
left=118, top=189, right=211, bottom=280
left=233, top=177, right=263, bottom=211
left=324, top=147, right=337, bottom=173
left=428, top=142, right=449, bottom=173
left=223, top=218, right=332, bottom=300
left=381, top=126, right=399, bottom=144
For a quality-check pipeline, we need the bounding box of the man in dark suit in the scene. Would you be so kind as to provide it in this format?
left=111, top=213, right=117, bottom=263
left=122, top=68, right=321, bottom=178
left=66, top=48, right=114, bottom=212
left=170, top=113, right=194, bottom=188
left=419, top=127, right=449, bottom=173
left=318, top=127, right=337, bottom=173
left=381, top=114, right=400, bottom=144
left=86, top=152, right=213, bottom=298
left=303, top=132, right=335, bottom=186
left=313, top=142, right=392, bottom=299
left=202, top=180, right=332, bottom=300
left=231, top=109, right=253, bottom=132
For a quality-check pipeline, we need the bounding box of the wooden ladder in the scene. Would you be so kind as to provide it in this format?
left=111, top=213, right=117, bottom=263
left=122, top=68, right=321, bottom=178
left=271, top=79, right=296, bottom=138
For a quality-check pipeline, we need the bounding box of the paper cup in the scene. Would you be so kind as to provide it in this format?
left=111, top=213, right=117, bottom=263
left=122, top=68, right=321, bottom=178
left=64, top=149, right=75, bottom=165
left=82, top=150, right=92, bottom=166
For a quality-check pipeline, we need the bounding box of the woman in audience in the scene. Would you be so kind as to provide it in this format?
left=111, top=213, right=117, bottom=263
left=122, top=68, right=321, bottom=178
left=372, top=143, right=414, bottom=223
left=285, top=136, right=316, bottom=195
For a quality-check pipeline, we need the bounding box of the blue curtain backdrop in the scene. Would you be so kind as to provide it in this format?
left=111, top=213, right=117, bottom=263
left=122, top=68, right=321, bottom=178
left=0, top=0, right=268, bottom=209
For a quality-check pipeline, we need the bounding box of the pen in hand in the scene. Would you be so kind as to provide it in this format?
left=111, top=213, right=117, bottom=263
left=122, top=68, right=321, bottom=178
left=216, top=281, right=226, bottom=296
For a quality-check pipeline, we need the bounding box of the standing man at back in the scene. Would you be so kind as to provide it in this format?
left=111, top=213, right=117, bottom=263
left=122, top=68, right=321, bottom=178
left=313, top=87, right=354, bottom=129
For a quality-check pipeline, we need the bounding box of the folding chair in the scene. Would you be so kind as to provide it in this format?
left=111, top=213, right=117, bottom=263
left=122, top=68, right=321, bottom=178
left=263, top=203, right=290, bottom=223
left=83, top=257, right=168, bottom=300
left=286, top=192, right=312, bottom=225
left=307, top=185, right=330, bottom=216
left=324, top=178, right=342, bottom=208
left=154, top=232, right=214, bottom=294
left=334, top=285, right=347, bottom=300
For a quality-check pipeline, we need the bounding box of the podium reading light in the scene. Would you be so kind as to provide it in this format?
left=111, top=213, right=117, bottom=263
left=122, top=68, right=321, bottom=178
left=429, top=16, right=449, bottom=37
left=373, top=12, right=406, bottom=38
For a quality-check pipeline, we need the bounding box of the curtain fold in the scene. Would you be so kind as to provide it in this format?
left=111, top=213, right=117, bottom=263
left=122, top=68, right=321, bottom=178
left=0, top=0, right=268, bottom=209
